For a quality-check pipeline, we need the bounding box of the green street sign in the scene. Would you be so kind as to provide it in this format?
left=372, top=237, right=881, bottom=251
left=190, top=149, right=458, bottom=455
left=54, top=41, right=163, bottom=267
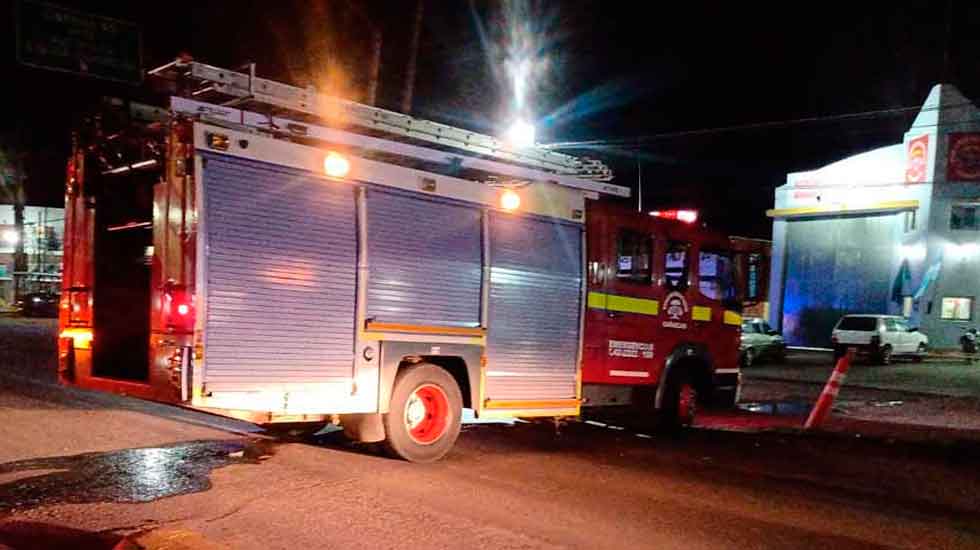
left=15, top=1, right=142, bottom=84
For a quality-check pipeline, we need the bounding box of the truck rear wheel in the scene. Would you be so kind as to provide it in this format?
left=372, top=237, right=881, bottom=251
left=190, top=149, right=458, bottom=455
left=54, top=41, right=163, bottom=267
left=382, top=364, right=462, bottom=463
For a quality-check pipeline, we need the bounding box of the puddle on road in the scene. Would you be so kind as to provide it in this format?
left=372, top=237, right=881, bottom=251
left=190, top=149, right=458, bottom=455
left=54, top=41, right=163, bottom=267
left=738, top=401, right=812, bottom=416
left=0, top=439, right=275, bottom=514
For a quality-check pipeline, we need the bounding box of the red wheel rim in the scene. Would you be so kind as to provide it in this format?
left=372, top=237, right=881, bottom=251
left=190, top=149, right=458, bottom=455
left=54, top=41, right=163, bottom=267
left=405, top=384, right=450, bottom=445
left=677, top=383, right=696, bottom=426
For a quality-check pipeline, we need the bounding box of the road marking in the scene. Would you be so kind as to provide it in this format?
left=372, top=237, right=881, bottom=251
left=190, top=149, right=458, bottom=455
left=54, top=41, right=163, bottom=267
left=609, top=369, right=650, bottom=378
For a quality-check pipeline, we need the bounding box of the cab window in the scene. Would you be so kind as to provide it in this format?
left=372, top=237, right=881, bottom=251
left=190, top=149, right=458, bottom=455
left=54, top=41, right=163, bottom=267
left=616, top=230, right=653, bottom=283
left=698, top=250, right=736, bottom=301
left=664, top=242, right=689, bottom=291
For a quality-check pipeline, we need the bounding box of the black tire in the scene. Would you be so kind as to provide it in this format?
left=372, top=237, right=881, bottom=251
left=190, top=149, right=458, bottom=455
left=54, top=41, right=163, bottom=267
left=657, top=368, right=698, bottom=432
left=878, top=345, right=893, bottom=365
left=742, top=348, right=756, bottom=368
left=382, top=363, right=463, bottom=463
left=913, top=343, right=927, bottom=363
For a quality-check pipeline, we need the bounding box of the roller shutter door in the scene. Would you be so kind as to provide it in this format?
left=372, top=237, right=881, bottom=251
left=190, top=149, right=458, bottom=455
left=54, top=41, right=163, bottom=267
left=366, top=190, right=482, bottom=327
left=200, top=154, right=357, bottom=391
left=782, top=213, right=897, bottom=347
left=486, top=213, right=582, bottom=400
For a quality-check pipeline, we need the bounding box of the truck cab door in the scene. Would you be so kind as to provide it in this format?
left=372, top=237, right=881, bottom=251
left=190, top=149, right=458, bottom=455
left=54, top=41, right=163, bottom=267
left=591, top=226, right=660, bottom=383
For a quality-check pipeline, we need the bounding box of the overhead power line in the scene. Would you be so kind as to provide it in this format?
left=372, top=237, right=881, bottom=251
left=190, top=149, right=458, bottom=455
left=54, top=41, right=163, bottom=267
left=542, top=97, right=980, bottom=150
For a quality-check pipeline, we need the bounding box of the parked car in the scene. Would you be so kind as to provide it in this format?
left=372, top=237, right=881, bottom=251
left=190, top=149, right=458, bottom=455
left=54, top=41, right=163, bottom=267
left=831, top=314, right=928, bottom=365
left=15, top=292, right=60, bottom=318
left=740, top=317, right=786, bottom=367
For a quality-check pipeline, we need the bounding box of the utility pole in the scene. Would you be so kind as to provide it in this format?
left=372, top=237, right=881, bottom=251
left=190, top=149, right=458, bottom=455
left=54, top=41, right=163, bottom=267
left=636, top=156, right=643, bottom=213
left=366, top=27, right=383, bottom=106
left=346, top=1, right=383, bottom=106
left=401, top=0, right=424, bottom=114
left=12, top=163, right=26, bottom=300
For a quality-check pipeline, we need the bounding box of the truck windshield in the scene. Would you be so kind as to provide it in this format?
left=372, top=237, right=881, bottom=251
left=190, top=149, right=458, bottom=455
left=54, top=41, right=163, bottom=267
left=698, top=250, right=736, bottom=301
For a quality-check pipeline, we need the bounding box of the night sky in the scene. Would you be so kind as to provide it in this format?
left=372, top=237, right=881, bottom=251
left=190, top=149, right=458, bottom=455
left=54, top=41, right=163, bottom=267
left=4, top=0, right=980, bottom=237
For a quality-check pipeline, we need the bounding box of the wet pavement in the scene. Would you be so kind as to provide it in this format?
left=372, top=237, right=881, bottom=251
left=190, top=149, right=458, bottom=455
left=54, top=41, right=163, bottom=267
left=3, top=318, right=980, bottom=548
left=0, top=440, right=276, bottom=514
left=738, top=400, right=812, bottom=416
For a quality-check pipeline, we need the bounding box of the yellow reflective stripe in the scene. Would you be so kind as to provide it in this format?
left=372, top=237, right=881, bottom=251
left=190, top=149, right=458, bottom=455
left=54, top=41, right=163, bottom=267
left=588, top=292, right=660, bottom=315
left=607, top=294, right=659, bottom=315
left=692, top=306, right=712, bottom=321
left=724, top=311, right=742, bottom=325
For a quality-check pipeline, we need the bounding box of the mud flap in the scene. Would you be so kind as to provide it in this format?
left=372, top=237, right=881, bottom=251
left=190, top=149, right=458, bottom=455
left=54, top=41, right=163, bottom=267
left=58, top=337, right=75, bottom=382
left=341, top=413, right=386, bottom=443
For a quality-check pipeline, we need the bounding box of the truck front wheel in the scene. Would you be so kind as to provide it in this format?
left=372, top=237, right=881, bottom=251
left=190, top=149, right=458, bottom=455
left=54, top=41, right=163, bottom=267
left=383, top=364, right=463, bottom=463
left=658, top=368, right=698, bottom=431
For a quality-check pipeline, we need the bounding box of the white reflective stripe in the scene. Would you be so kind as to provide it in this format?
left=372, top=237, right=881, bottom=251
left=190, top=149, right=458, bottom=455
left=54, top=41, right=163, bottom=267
left=485, top=371, right=575, bottom=378
left=609, top=370, right=651, bottom=378
left=714, top=368, right=740, bottom=374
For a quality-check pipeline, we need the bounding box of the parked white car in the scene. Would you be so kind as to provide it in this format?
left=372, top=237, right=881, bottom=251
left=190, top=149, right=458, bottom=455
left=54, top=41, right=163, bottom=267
left=740, top=317, right=786, bottom=367
left=831, top=314, right=928, bottom=365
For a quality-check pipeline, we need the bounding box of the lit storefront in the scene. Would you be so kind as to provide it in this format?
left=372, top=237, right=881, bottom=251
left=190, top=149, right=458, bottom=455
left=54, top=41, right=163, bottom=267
left=0, top=205, right=63, bottom=306
left=768, top=84, right=980, bottom=348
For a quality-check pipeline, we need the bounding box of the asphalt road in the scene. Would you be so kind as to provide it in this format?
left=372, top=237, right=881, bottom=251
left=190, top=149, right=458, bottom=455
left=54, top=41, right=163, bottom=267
left=2, top=319, right=980, bottom=549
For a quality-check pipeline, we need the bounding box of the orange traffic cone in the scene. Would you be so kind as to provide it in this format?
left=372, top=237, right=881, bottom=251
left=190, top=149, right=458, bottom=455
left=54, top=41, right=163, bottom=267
left=804, top=348, right=854, bottom=430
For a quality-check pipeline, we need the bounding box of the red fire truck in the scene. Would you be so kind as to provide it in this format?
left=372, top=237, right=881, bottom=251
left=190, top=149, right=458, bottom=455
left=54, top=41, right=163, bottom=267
left=59, top=58, right=743, bottom=462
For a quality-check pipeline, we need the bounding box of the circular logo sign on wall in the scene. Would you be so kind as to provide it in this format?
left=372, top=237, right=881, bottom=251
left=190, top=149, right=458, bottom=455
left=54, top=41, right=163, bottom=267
left=948, top=133, right=980, bottom=181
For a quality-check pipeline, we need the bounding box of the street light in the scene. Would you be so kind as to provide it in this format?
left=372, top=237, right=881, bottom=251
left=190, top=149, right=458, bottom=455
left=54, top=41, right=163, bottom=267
left=505, top=119, right=536, bottom=148
left=2, top=229, right=18, bottom=245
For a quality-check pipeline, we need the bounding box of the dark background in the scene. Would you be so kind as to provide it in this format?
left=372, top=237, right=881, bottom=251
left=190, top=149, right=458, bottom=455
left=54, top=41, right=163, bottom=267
left=3, top=0, right=979, bottom=237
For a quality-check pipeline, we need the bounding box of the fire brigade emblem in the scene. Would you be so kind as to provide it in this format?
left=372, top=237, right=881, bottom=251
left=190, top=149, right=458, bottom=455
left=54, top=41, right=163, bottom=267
left=662, top=292, right=689, bottom=329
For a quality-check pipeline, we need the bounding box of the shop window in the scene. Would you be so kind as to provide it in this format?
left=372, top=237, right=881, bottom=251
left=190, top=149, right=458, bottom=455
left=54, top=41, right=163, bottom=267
left=664, top=242, right=689, bottom=291
left=615, top=230, right=652, bottom=283
left=698, top=250, right=736, bottom=301
left=903, top=210, right=917, bottom=233
left=941, top=297, right=973, bottom=320
left=950, top=203, right=980, bottom=230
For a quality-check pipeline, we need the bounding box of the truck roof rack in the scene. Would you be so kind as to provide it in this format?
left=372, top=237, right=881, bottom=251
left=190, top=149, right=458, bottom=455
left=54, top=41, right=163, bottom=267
left=148, top=57, right=628, bottom=197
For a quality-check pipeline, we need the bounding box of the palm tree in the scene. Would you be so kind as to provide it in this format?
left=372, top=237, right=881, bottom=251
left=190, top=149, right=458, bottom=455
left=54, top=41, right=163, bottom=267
left=0, top=137, right=28, bottom=299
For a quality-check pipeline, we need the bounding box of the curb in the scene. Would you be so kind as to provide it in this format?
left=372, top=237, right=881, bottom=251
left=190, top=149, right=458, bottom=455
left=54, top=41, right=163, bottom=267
left=746, top=374, right=973, bottom=399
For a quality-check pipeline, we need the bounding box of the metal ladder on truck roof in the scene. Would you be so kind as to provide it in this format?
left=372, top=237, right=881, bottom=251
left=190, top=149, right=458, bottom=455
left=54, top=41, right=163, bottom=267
left=147, top=57, right=626, bottom=197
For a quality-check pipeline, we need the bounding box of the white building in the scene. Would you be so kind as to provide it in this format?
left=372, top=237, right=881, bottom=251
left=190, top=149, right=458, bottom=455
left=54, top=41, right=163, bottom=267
left=768, top=84, right=980, bottom=348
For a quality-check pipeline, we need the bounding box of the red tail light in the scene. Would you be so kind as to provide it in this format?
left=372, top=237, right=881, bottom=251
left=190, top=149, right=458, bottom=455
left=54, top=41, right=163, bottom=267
left=162, top=285, right=195, bottom=333
left=831, top=334, right=838, bottom=344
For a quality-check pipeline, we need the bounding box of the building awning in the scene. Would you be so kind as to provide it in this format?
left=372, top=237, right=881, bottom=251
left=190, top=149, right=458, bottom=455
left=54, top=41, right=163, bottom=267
left=767, top=199, right=919, bottom=219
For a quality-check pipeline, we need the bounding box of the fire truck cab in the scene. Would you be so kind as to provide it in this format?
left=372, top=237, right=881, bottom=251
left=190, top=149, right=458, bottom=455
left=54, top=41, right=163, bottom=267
left=58, top=59, right=742, bottom=462
left=581, top=202, right=742, bottom=425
